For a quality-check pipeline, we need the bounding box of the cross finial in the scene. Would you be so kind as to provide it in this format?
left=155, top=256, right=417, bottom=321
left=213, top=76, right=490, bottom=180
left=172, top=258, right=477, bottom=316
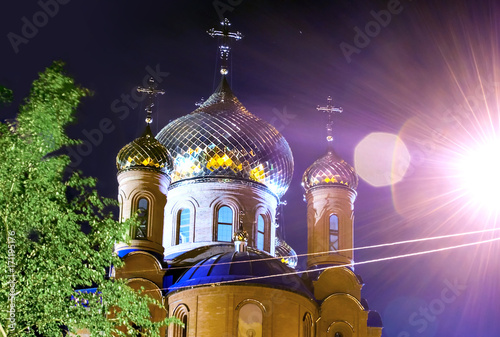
left=317, top=96, right=343, bottom=148
left=137, top=77, right=165, bottom=124
left=207, top=18, right=243, bottom=76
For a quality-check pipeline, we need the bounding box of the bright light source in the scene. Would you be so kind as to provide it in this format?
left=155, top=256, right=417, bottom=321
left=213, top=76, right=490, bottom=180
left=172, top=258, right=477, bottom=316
left=456, top=139, right=500, bottom=211
left=354, top=132, right=411, bottom=187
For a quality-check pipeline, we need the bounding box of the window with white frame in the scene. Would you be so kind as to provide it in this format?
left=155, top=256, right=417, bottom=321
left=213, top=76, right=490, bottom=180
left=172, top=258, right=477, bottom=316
left=177, top=208, right=191, bottom=244
left=257, top=215, right=265, bottom=250
left=329, top=214, right=339, bottom=251
left=135, top=198, right=148, bottom=239
left=217, top=206, right=233, bottom=242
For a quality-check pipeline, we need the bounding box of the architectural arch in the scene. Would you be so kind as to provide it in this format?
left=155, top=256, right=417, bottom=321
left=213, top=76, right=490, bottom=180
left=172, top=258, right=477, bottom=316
left=211, top=197, right=241, bottom=242
left=171, top=199, right=197, bottom=244
left=129, top=192, right=154, bottom=239
left=303, top=312, right=313, bottom=337
left=326, top=320, right=354, bottom=337
left=172, top=304, right=189, bottom=337
left=235, top=299, right=265, bottom=337
left=253, top=205, right=272, bottom=252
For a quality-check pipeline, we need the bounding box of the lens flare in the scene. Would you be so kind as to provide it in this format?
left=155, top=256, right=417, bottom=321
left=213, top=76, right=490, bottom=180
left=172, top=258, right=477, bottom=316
left=453, top=140, right=500, bottom=211
left=354, top=132, right=411, bottom=187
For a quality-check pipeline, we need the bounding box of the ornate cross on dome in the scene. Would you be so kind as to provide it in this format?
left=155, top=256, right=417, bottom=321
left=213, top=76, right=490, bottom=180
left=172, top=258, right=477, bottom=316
left=317, top=96, right=343, bottom=147
left=207, top=18, right=243, bottom=76
left=137, top=77, right=165, bottom=124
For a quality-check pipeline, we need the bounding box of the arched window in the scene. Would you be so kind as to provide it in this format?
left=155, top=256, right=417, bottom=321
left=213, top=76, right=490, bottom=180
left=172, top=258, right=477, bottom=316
left=217, top=206, right=233, bottom=242
left=329, top=214, right=339, bottom=251
left=238, top=303, right=263, bottom=337
left=135, top=198, right=148, bottom=239
left=181, top=315, right=187, bottom=337
left=257, top=215, right=265, bottom=250
left=303, top=313, right=312, bottom=337
left=177, top=209, right=191, bottom=244
left=173, top=305, right=188, bottom=337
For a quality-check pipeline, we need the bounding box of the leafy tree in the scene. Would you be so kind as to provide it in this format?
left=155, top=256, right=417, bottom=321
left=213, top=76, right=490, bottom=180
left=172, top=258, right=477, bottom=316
left=0, top=62, right=178, bottom=336
left=0, top=86, right=13, bottom=107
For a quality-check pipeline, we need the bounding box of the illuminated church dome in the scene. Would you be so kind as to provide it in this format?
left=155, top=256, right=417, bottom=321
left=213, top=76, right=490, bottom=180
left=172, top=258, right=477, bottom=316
left=302, top=96, right=358, bottom=190
left=116, top=124, right=172, bottom=174
left=117, top=77, right=171, bottom=174
left=156, top=76, right=294, bottom=198
left=302, top=149, right=358, bottom=190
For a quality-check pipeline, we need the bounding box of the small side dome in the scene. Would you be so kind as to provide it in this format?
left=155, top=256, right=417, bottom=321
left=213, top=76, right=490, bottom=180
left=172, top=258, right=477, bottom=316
left=367, top=310, right=383, bottom=328
left=302, top=150, right=358, bottom=190
left=274, top=235, right=298, bottom=269
left=116, top=125, right=172, bottom=174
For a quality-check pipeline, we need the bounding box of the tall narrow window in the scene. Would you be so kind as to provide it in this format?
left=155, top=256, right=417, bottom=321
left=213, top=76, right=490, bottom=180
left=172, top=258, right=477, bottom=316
left=172, top=305, right=188, bottom=337
left=181, top=315, right=187, bottom=337
left=177, top=209, right=191, bottom=244
left=135, top=198, right=148, bottom=239
left=303, top=313, right=312, bottom=337
left=172, top=310, right=188, bottom=337
left=217, top=206, right=233, bottom=242
left=257, top=215, right=265, bottom=250
left=329, top=214, right=339, bottom=251
left=238, top=303, right=263, bottom=337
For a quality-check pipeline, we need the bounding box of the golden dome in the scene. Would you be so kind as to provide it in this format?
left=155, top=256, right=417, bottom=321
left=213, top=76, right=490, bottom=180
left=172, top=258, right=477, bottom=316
left=156, top=77, right=294, bottom=198
left=302, top=150, right=358, bottom=190
left=116, top=125, right=172, bottom=174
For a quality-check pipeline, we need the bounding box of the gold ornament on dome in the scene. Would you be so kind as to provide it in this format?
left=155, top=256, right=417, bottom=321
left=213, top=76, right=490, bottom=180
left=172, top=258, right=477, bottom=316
left=233, top=229, right=249, bottom=242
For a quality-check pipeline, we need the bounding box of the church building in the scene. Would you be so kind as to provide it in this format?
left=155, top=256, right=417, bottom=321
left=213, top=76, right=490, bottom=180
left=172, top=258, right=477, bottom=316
left=113, top=19, right=383, bottom=337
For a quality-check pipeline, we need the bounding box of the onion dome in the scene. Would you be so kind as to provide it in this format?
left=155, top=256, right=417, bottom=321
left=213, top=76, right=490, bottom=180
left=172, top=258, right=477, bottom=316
left=302, top=97, right=358, bottom=190
left=116, top=125, right=172, bottom=174
left=169, top=249, right=312, bottom=298
left=302, top=149, right=358, bottom=190
left=274, top=235, right=298, bottom=269
left=156, top=77, right=294, bottom=198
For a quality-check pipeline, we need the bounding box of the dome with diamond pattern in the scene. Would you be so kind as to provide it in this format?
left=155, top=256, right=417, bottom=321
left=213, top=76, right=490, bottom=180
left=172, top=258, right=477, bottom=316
left=302, top=149, right=358, bottom=190
left=156, top=77, right=294, bottom=198
left=117, top=125, right=172, bottom=174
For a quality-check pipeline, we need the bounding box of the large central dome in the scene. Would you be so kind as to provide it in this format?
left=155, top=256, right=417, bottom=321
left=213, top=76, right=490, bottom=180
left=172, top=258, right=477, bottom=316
left=156, top=77, right=293, bottom=198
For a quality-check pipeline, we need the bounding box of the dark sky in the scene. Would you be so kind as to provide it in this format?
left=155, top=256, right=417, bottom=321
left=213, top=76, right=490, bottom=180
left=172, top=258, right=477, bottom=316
left=2, top=1, right=500, bottom=336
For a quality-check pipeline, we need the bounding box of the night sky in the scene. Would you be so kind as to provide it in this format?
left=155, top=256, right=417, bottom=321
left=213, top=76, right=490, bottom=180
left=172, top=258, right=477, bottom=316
left=2, top=1, right=500, bottom=336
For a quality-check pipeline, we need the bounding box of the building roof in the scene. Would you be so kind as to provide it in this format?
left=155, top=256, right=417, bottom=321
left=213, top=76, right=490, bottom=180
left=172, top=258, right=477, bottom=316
left=302, top=149, right=358, bottom=190
left=156, top=76, right=294, bottom=198
left=116, top=124, right=172, bottom=174
left=169, top=248, right=313, bottom=299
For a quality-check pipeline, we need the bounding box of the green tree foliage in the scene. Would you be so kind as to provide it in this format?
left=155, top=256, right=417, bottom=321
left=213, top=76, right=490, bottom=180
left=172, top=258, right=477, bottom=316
left=0, top=62, right=178, bottom=336
left=0, top=86, right=13, bottom=107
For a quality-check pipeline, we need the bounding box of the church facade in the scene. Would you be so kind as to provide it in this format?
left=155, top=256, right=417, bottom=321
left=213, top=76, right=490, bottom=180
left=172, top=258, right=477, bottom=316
left=113, top=19, right=383, bottom=337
